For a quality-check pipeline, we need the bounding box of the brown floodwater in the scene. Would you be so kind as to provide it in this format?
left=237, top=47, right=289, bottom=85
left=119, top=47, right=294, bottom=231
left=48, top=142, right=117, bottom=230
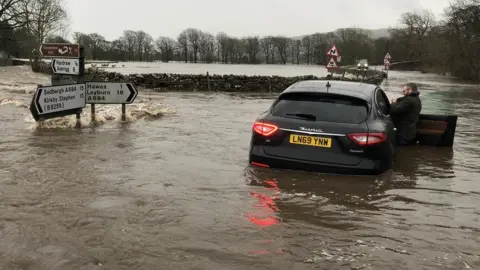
left=0, top=65, right=479, bottom=270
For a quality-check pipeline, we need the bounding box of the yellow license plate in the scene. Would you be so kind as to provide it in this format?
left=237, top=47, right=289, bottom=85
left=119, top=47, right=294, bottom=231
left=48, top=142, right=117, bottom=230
left=289, top=134, right=332, bottom=148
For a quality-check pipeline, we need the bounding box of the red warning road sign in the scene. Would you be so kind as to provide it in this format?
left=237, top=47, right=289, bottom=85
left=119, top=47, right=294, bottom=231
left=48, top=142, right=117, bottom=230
left=326, top=44, right=340, bottom=57
left=326, top=57, right=339, bottom=69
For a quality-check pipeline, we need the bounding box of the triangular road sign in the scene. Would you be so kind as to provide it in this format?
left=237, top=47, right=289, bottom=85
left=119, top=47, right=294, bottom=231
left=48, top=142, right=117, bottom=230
left=326, top=57, right=338, bottom=69
left=384, top=53, right=391, bottom=59
left=384, top=58, right=391, bottom=65
left=326, top=45, right=339, bottom=57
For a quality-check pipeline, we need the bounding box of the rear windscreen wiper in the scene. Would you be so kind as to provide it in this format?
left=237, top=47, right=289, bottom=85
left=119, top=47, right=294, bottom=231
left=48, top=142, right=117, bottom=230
left=285, top=113, right=316, bottom=121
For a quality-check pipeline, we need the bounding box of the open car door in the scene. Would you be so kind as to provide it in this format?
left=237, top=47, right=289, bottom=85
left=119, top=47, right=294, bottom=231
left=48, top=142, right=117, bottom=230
left=416, top=114, right=458, bottom=147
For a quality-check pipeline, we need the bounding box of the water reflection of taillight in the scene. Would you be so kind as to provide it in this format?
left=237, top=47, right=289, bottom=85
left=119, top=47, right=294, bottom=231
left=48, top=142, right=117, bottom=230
left=246, top=215, right=278, bottom=227
left=245, top=178, right=280, bottom=227
left=264, top=179, right=278, bottom=189
left=250, top=192, right=279, bottom=212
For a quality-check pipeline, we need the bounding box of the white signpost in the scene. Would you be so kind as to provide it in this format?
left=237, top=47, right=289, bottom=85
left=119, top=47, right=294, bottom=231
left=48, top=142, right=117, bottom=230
left=31, top=83, right=86, bottom=121
left=85, top=82, right=138, bottom=104
left=51, top=58, right=80, bottom=75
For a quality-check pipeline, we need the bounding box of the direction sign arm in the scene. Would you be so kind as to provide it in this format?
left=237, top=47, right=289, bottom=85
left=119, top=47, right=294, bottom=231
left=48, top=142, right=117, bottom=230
left=126, top=83, right=138, bottom=103
left=35, top=88, right=44, bottom=113
left=51, top=59, right=56, bottom=72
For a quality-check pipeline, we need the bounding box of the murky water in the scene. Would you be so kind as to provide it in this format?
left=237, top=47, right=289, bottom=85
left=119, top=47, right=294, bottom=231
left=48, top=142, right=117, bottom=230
left=0, top=65, right=479, bottom=270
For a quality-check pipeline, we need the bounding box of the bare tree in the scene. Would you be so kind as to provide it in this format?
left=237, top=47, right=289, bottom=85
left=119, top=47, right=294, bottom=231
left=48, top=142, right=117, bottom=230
left=44, top=34, right=68, bottom=43
left=88, top=33, right=105, bottom=60
left=185, top=28, right=201, bottom=63
left=230, top=37, right=244, bottom=63
left=335, top=28, right=372, bottom=64
left=260, top=36, right=273, bottom=64
left=224, top=37, right=239, bottom=63
left=123, top=30, right=136, bottom=61
left=72, top=32, right=85, bottom=44
left=216, top=32, right=229, bottom=63
left=443, top=0, right=480, bottom=80
left=243, top=36, right=260, bottom=64
left=0, top=0, right=26, bottom=30
left=111, top=38, right=127, bottom=60
left=272, top=36, right=289, bottom=64
left=301, top=36, right=313, bottom=64
left=70, top=31, right=90, bottom=57
left=134, top=30, right=149, bottom=61
left=389, top=10, right=436, bottom=61
left=19, top=0, right=68, bottom=50
left=400, top=11, right=436, bottom=38
left=400, top=11, right=436, bottom=59
left=294, top=39, right=301, bottom=64
left=310, top=33, right=326, bottom=64
left=142, top=34, right=154, bottom=61
left=177, top=30, right=188, bottom=63
left=156, top=36, right=176, bottom=62
left=198, top=32, right=214, bottom=63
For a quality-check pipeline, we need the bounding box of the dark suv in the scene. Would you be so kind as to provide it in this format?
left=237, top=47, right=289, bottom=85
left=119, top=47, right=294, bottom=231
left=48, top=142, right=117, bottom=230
left=249, top=80, right=396, bottom=175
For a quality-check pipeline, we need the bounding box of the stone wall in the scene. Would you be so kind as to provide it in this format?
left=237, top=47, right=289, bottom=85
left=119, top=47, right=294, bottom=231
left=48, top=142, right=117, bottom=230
left=34, top=62, right=387, bottom=92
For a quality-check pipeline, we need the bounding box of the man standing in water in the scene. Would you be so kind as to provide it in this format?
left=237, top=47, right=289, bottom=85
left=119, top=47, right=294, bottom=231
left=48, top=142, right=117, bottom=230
left=390, top=82, right=422, bottom=146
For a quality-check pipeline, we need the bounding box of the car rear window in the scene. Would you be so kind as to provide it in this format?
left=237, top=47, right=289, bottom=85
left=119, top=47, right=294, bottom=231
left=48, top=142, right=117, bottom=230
left=271, top=93, right=369, bottom=124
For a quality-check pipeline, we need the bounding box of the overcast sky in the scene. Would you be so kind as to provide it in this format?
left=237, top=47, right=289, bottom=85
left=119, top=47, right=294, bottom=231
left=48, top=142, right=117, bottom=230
left=63, top=0, right=452, bottom=41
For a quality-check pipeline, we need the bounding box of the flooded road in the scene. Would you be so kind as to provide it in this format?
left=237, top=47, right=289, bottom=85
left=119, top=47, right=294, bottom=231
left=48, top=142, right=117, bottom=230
left=0, top=65, right=479, bottom=269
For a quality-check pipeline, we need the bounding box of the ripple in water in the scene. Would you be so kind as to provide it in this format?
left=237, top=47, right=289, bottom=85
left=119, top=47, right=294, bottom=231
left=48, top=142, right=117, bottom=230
left=21, top=101, right=176, bottom=129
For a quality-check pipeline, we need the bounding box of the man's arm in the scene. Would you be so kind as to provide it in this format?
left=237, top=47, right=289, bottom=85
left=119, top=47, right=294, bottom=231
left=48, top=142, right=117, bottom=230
left=390, top=99, right=412, bottom=116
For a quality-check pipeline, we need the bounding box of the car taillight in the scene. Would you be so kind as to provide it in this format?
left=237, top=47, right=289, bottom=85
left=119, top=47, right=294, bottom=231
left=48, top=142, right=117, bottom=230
left=253, top=122, right=279, bottom=136
left=348, top=132, right=386, bottom=146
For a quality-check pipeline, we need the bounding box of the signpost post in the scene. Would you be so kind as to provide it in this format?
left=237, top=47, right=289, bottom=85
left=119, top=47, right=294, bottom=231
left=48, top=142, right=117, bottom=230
left=384, top=52, right=392, bottom=79
left=326, top=44, right=340, bottom=77
left=86, top=81, right=138, bottom=121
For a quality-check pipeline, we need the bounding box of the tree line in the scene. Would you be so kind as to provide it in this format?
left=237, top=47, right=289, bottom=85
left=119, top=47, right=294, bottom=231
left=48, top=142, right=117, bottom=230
left=0, top=0, right=479, bottom=81
left=0, top=0, right=66, bottom=57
